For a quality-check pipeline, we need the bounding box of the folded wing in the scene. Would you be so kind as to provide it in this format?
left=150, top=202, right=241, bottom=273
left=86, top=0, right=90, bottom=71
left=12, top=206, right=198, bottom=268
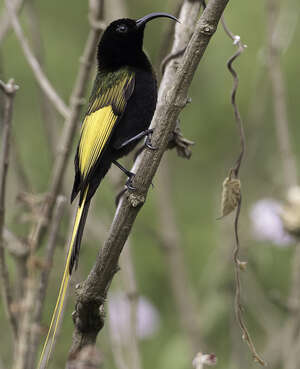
left=71, top=68, right=135, bottom=203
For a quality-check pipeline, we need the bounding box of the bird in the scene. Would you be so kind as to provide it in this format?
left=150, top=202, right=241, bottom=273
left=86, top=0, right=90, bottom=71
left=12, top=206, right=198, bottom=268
left=38, top=12, right=178, bottom=369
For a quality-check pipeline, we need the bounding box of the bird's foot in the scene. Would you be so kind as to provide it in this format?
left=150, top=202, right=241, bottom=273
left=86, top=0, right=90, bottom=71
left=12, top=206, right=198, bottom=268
left=115, top=172, right=136, bottom=207
left=145, top=129, right=157, bottom=150
left=134, top=130, right=157, bottom=161
left=125, top=172, right=136, bottom=191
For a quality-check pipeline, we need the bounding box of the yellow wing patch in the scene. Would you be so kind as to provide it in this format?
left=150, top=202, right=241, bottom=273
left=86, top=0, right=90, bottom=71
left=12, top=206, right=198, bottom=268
left=77, top=72, right=134, bottom=181
left=79, top=106, right=117, bottom=178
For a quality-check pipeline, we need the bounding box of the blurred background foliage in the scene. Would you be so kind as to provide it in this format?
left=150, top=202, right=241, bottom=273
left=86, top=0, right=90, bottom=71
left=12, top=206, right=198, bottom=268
left=1, top=0, right=300, bottom=368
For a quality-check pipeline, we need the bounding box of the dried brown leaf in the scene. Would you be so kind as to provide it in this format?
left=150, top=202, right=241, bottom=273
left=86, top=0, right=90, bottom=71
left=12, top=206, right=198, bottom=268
left=220, top=176, right=241, bottom=217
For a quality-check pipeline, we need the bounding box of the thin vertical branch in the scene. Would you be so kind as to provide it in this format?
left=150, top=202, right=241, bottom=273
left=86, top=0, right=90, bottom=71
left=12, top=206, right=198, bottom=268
left=265, top=1, right=300, bottom=368
left=221, top=17, right=266, bottom=366
left=24, top=0, right=59, bottom=160
left=10, top=133, right=31, bottom=191
left=119, top=241, right=142, bottom=369
left=0, top=0, right=24, bottom=44
left=27, top=196, right=67, bottom=369
left=156, top=157, right=202, bottom=353
left=0, top=78, right=19, bottom=340
left=266, top=0, right=297, bottom=189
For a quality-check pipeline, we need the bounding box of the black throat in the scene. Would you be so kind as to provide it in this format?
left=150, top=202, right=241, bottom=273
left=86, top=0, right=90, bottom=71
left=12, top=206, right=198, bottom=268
left=96, top=25, right=152, bottom=71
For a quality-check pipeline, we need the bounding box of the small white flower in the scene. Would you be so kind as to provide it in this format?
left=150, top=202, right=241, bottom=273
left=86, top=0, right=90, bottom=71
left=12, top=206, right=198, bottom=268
left=250, top=199, right=294, bottom=246
left=192, top=352, right=217, bottom=369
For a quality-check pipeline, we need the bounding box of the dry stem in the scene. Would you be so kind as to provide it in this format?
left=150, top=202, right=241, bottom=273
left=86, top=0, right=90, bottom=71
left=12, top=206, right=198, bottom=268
left=0, top=0, right=24, bottom=44
left=266, top=0, right=297, bottom=189
left=221, top=17, right=266, bottom=366
left=156, top=157, right=202, bottom=353
left=0, top=78, right=19, bottom=340
left=5, top=0, right=70, bottom=119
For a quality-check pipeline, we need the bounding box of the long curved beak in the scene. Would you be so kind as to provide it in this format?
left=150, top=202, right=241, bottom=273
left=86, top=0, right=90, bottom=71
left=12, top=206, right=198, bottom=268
left=136, top=12, right=179, bottom=28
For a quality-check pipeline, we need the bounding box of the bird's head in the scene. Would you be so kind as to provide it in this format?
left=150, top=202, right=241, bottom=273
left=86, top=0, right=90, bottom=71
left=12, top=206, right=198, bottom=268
left=98, top=12, right=178, bottom=69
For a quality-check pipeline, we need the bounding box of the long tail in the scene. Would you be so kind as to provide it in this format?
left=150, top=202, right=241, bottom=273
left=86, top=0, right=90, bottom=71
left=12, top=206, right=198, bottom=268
left=37, top=188, right=89, bottom=369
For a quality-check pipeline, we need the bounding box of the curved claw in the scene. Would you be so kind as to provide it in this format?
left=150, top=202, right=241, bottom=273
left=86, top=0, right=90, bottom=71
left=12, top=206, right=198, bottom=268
left=115, top=173, right=136, bottom=207
left=126, top=176, right=136, bottom=191
left=145, top=132, right=158, bottom=150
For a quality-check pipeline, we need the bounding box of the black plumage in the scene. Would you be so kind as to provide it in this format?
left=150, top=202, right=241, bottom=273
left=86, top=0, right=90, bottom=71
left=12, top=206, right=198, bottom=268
left=69, top=13, right=178, bottom=273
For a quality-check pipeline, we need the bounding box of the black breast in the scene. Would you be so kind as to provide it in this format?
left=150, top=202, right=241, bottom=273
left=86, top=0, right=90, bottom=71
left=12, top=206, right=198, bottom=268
left=110, top=66, right=157, bottom=159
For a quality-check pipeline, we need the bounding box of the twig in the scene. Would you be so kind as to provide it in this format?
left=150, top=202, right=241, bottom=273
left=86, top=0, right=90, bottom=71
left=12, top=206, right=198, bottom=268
left=266, top=0, right=297, bottom=189
left=5, top=0, right=70, bottom=119
left=24, top=0, right=59, bottom=161
left=161, top=47, right=186, bottom=76
left=3, top=227, right=29, bottom=258
left=233, top=198, right=265, bottom=366
left=221, top=17, right=246, bottom=177
left=221, top=17, right=266, bottom=366
left=160, top=0, right=202, bottom=77
left=10, top=133, right=31, bottom=191
left=166, top=120, right=195, bottom=159
left=108, top=149, right=142, bottom=368
left=156, top=0, right=182, bottom=76
left=27, top=195, right=67, bottom=369
left=156, top=157, right=202, bottom=353
left=117, top=240, right=142, bottom=369
left=0, top=0, right=24, bottom=44
left=265, top=1, right=299, bottom=368
left=0, top=78, right=19, bottom=340
left=68, top=0, right=231, bottom=358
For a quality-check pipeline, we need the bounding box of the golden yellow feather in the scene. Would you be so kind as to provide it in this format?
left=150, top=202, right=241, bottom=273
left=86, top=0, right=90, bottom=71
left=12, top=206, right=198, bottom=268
left=79, top=106, right=116, bottom=177
left=78, top=73, right=134, bottom=181
left=37, top=189, right=88, bottom=369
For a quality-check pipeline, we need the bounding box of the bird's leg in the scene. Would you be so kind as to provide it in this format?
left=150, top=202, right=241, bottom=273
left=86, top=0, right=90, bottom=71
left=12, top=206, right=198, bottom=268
left=112, top=160, right=136, bottom=190
left=133, top=130, right=158, bottom=161
left=114, top=129, right=157, bottom=150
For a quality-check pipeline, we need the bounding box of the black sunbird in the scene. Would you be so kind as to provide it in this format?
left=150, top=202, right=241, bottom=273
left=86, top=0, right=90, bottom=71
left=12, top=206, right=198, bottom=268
left=38, top=12, right=178, bottom=369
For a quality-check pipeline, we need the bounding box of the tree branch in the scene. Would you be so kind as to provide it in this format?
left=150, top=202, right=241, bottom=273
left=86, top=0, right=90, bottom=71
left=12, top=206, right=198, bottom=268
left=0, top=78, right=19, bottom=340
left=265, top=1, right=300, bottom=368
left=3, top=227, right=29, bottom=258
left=27, top=195, right=67, bottom=369
left=156, top=157, right=202, bottom=353
left=0, top=0, right=24, bottom=44
left=68, top=0, right=230, bottom=359
left=24, top=0, right=59, bottom=161
left=5, top=0, right=70, bottom=119
left=266, top=0, right=297, bottom=189
left=119, top=240, right=142, bottom=369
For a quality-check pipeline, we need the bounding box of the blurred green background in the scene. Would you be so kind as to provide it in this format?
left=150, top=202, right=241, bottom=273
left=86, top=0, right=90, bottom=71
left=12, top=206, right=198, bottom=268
left=1, top=0, right=300, bottom=368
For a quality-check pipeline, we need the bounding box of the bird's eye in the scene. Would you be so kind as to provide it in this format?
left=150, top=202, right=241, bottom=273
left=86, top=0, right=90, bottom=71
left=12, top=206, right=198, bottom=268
left=116, top=24, right=128, bottom=33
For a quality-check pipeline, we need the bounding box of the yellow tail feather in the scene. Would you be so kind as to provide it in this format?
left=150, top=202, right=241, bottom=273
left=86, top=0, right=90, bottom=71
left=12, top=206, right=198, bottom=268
left=37, top=189, right=88, bottom=369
